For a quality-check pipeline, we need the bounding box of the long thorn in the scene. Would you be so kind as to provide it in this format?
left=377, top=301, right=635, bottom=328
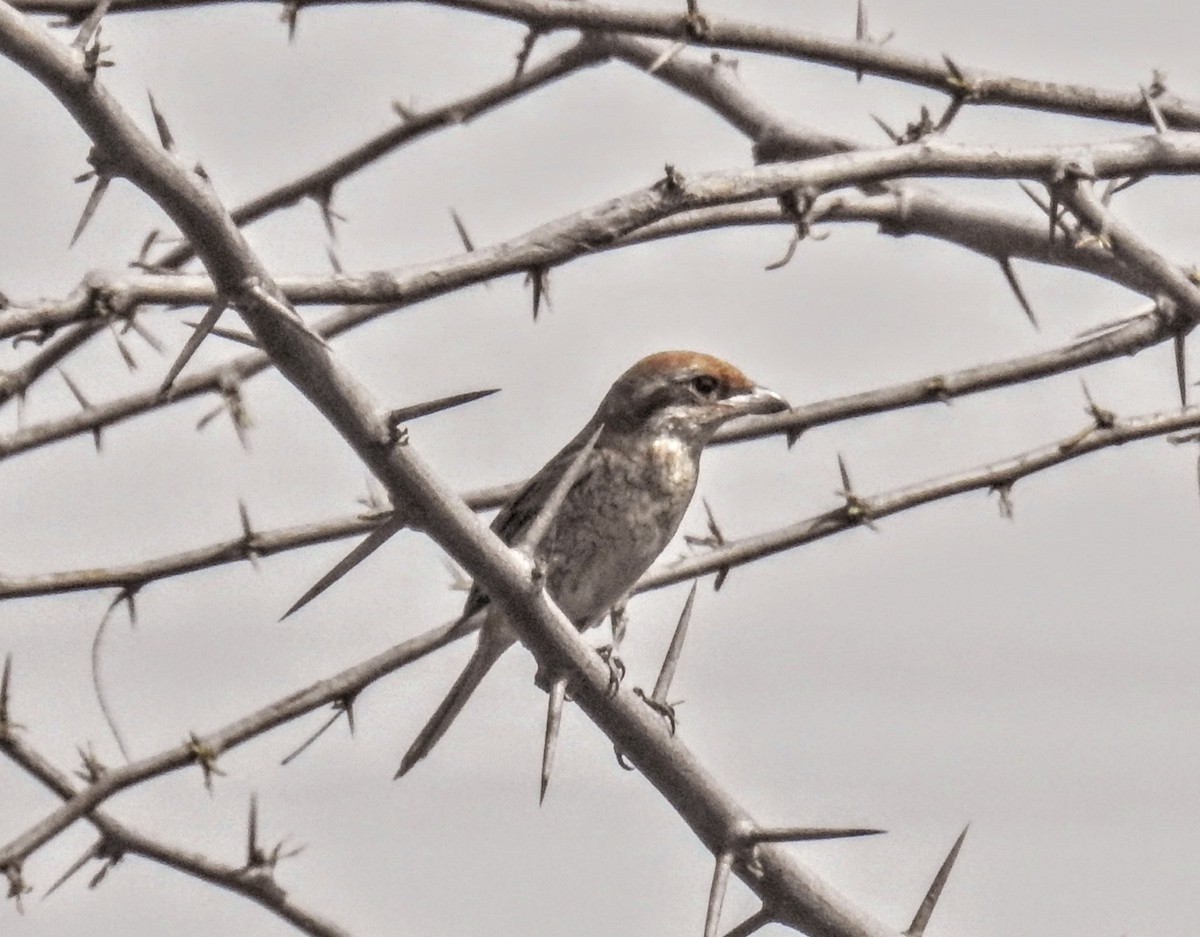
left=854, top=0, right=867, bottom=82
left=0, top=653, right=12, bottom=728
left=1046, top=190, right=1061, bottom=245
left=187, top=322, right=258, bottom=347
left=907, top=825, right=969, bottom=937
left=280, top=707, right=345, bottom=765
left=1174, top=332, right=1188, bottom=407
left=540, top=675, right=568, bottom=805
left=448, top=208, right=476, bottom=252
left=1108, top=173, right=1147, bottom=197
left=43, top=840, right=103, bottom=899
left=160, top=299, right=226, bottom=395
left=748, top=826, right=884, bottom=844
left=246, top=794, right=260, bottom=865
left=1139, top=85, right=1169, bottom=133
left=837, top=452, right=852, bottom=491
left=147, top=92, right=175, bottom=150
left=870, top=113, right=901, bottom=143
left=58, top=368, right=91, bottom=410
left=651, top=580, right=698, bottom=703
left=70, top=176, right=110, bottom=247
left=106, top=319, right=137, bottom=371
left=281, top=513, right=407, bottom=620
left=722, top=907, right=773, bottom=937
left=238, top=499, right=259, bottom=571
left=704, top=851, right=734, bottom=937
left=125, top=313, right=165, bottom=354
left=648, top=39, right=687, bottom=74
left=387, top=388, right=500, bottom=430
left=1017, top=181, right=1073, bottom=240
left=513, top=27, right=540, bottom=78
left=527, top=267, right=550, bottom=320
left=998, top=257, right=1038, bottom=329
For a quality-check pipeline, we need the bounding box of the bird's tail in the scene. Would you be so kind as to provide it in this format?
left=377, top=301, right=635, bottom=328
left=396, top=627, right=512, bottom=777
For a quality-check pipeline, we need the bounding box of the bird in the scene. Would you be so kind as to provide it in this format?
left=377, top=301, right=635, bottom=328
left=396, top=350, right=788, bottom=776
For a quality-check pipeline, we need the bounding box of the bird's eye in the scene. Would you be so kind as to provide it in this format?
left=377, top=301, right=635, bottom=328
left=689, top=374, right=721, bottom=399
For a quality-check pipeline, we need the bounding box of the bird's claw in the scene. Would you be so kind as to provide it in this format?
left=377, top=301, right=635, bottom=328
left=632, top=687, right=678, bottom=735
left=614, top=746, right=636, bottom=771
left=597, top=645, right=625, bottom=696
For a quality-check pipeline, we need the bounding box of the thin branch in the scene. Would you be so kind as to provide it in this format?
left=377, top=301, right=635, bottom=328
left=0, top=734, right=355, bottom=937
left=716, top=299, right=1174, bottom=446
left=14, top=0, right=1200, bottom=131
left=0, top=303, right=1177, bottom=602
left=3, top=133, right=1196, bottom=462
left=0, top=32, right=606, bottom=408
left=1, top=179, right=1154, bottom=345
left=0, top=483, right=513, bottom=600
left=3, top=395, right=1199, bottom=872
left=644, top=402, right=1200, bottom=594
left=0, top=323, right=104, bottom=412
left=149, top=36, right=608, bottom=270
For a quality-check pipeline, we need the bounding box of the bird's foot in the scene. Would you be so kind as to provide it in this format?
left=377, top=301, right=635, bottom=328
left=632, top=687, right=678, bottom=735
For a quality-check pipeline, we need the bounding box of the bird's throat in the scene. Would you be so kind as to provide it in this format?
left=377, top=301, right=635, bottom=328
left=649, top=434, right=699, bottom=493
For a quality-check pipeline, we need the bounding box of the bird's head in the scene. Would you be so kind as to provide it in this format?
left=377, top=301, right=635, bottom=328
left=597, top=350, right=789, bottom=442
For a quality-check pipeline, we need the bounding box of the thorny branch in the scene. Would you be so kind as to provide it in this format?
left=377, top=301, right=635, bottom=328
left=0, top=34, right=603, bottom=407
left=0, top=299, right=1177, bottom=601
left=8, top=131, right=1195, bottom=341
left=10, top=0, right=1200, bottom=130
left=3, top=33, right=1191, bottom=449
left=3, top=132, right=1199, bottom=461
left=1, top=733, right=352, bottom=937
left=0, top=8, right=913, bottom=937
left=3, top=393, right=1199, bottom=871
left=3, top=2, right=1198, bottom=937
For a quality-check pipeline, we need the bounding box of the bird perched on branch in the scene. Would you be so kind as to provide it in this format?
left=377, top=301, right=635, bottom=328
left=396, top=350, right=788, bottom=776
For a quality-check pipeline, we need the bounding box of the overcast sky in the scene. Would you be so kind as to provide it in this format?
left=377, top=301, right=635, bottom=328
left=1, top=2, right=1198, bottom=937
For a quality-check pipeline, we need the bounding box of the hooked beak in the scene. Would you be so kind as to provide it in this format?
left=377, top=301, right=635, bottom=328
left=723, top=384, right=790, bottom=417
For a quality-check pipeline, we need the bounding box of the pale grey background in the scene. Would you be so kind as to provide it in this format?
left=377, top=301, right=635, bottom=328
left=1, top=2, right=1197, bottom=936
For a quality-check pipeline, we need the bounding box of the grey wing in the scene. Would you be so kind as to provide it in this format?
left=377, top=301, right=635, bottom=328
left=460, top=420, right=601, bottom=618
